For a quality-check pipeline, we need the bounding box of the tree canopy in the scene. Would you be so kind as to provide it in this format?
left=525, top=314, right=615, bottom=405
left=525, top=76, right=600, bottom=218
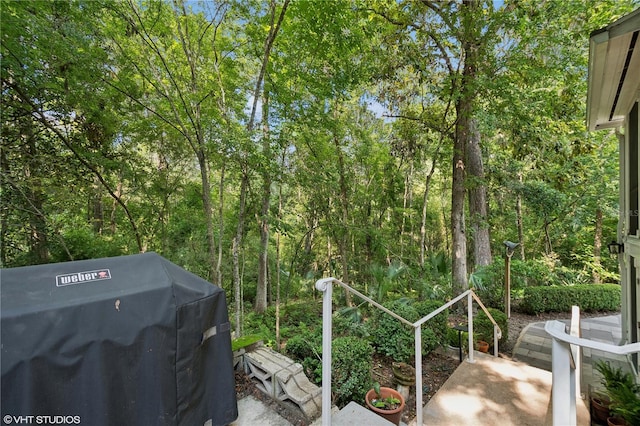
left=2, top=0, right=637, bottom=325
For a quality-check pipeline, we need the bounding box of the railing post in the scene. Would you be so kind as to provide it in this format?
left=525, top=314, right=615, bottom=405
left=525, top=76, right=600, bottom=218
left=467, top=291, right=474, bottom=363
left=315, top=278, right=334, bottom=426
left=570, top=306, right=581, bottom=400
left=415, top=326, right=423, bottom=426
left=551, top=336, right=575, bottom=426
left=493, top=325, right=499, bottom=357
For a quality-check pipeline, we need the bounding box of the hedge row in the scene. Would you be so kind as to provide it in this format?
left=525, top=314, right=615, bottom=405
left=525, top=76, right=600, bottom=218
left=521, top=284, right=621, bottom=314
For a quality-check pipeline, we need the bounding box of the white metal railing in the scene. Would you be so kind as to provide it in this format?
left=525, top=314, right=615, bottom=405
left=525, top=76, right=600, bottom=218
left=315, top=277, right=502, bottom=426
left=545, top=314, right=640, bottom=426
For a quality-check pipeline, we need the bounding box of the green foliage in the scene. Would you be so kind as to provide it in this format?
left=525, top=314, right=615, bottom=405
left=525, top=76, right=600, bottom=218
left=468, top=262, right=505, bottom=309
left=331, top=337, right=374, bottom=408
left=521, top=284, right=621, bottom=314
left=368, top=261, right=407, bottom=303
left=333, top=307, right=370, bottom=338
left=595, top=361, right=640, bottom=425
left=281, top=301, right=323, bottom=328
left=284, top=324, right=323, bottom=382
left=368, top=298, right=446, bottom=363
left=413, top=300, right=448, bottom=354
left=368, top=300, right=418, bottom=363
left=472, top=257, right=593, bottom=310
left=231, top=334, right=263, bottom=352
left=446, top=327, right=460, bottom=347
left=474, top=308, right=508, bottom=347
left=0, top=0, right=630, bottom=356
left=370, top=381, right=401, bottom=409
left=243, top=301, right=323, bottom=344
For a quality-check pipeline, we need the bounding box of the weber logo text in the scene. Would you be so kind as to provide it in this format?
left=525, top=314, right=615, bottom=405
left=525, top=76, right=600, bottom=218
left=56, top=269, right=111, bottom=287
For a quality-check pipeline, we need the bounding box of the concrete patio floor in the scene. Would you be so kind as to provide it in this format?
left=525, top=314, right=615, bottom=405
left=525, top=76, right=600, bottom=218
left=413, top=352, right=590, bottom=426
left=415, top=314, right=626, bottom=426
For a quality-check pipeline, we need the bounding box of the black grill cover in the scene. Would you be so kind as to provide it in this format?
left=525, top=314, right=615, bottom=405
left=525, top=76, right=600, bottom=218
left=1, top=253, right=238, bottom=426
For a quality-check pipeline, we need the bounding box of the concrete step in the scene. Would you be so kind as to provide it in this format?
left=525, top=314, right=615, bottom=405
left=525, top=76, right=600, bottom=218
left=311, top=402, right=409, bottom=426
left=330, top=402, right=396, bottom=426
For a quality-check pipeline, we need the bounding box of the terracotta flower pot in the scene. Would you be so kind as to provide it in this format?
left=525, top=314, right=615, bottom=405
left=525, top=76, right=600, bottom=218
left=365, top=386, right=405, bottom=426
left=607, top=416, right=627, bottom=426
left=590, top=394, right=611, bottom=423
left=477, top=340, right=489, bottom=353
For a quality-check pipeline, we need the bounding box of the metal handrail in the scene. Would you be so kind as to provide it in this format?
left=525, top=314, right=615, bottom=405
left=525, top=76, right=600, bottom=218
left=315, top=277, right=503, bottom=426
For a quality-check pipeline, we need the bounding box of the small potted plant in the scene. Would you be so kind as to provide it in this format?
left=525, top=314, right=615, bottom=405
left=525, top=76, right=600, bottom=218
left=476, top=339, right=489, bottom=353
left=589, top=389, right=611, bottom=424
left=365, top=382, right=405, bottom=426
left=595, top=361, right=640, bottom=426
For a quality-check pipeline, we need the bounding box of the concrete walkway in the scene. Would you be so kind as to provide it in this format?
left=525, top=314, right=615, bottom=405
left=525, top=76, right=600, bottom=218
left=414, top=352, right=590, bottom=426
left=230, top=395, right=293, bottom=426
left=512, top=314, right=631, bottom=394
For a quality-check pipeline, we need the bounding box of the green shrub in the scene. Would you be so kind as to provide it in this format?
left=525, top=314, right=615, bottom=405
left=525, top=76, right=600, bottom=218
left=333, top=307, right=369, bottom=338
left=281, top=302, right=322, bottom=328
left=522, top=284, right=621, bottom=314
left=470, top=260, right=507, bottom=309
left=474, top=308, right=508, bottom=347
left=332, top=336, right=374, bottom=408
left=413, top=300, right=448, bottom=353
left=472, top=258, right=591, bottom=310
left=243, top=307, right=277, bottom=344
left=284, top=325, right=323, bottom=382
left=368, top=300, right=419, bottom=363
left=446, top=327, right=461, bottom=347
left=367, top=298, right=447, bottom=362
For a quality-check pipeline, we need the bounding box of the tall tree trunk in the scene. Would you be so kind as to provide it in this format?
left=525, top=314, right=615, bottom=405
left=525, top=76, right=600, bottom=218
left=544, top=221, right=553, bottom=254
left=0, top=143, right=8, bottom=266
left=451, top=0, right=480, bottom=294
left=110, top=177, right=122, bottom=235
left=235, top=0, right=289, bottom=316
left=256, top=94, right=271, bottom=313
left=334, top=133, right=352, bottom=306
left=275, top=162, right=283, bottom=350
left=451, top=113, right=468, bottom=295
left=233, top=167, right=248, bottom=337
left=516, top=172, right=525, bottom=260
left=91, top=175, right=103, bottom=234
left=593, top=208, right=603, bottom=284
left=400, top=161, right=414, bottom=258
left=24, top=134, right=48, bottom=264
left=216, top=161, right=225, bottom=286
left=173, top=4, right=218, bottom=279
left=467, top=118, right=492, bottom=267
left=420, top=158, right=438, bottom=268
left=195, top=146, right=217, bottom=280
